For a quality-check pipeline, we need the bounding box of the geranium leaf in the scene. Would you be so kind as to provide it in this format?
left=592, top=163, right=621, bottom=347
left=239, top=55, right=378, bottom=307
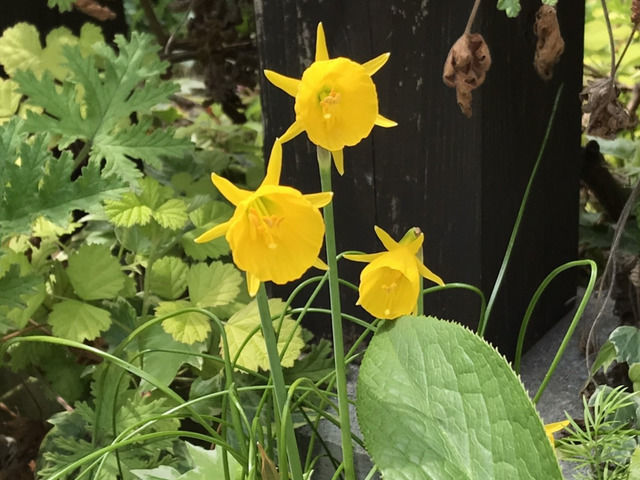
left=0, top=120, right=125, bottom=239
left=224, top=299, right=304, bottom=371
left=47, top=0, right=74, bottom=12
left=0, top=265, right=42, bottom=312
left=0, top=79, right=21, bottom=120
left=150, top=256, right=189, bottom=300
left=357, top=316, right=562, bottom=480
left=66, top=244, right=126, bottom=301
left=152, top=198, right=189, bottom=230
left=187, top=262, right=241, bottom=308
left=610, top=326, right=640, bottom=364
left=49, top=299, right=112, bottom=342
left=159, top=300, right=211, bottom=344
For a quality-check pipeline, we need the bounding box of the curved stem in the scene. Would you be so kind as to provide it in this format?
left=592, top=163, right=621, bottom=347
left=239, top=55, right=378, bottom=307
left=511, top=260, right=598, bottom=403
left=317, top=146, right=355, bottom=480
left=481, top=86, right=563, bottom=336
left=464, top=0, right=483, bottom=35
left=256, top=284, right=304, bottom=480
left=600, top=0, right=617, bottom=78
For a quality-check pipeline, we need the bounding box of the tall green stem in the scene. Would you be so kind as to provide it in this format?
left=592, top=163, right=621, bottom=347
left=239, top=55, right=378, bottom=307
left=317, top=146, right=355, bottom=480
left=479, top=85, right=563, bottom=337
left=256, top=284, right=303, bottom=480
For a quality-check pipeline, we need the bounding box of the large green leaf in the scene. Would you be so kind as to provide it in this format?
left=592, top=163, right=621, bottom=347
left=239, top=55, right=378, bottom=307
left=150, top=256, right=189, bottom=300
left=610, top=326, right=640, bottom=364
left=66, top=244, right=126, bottom=300
left=357, top=316, right=562, bottom=480
left=48, top=299, right=112, bottom=342
left=158, top=300, right=211, bottom=344
left=187, top=262, right=242, bottom=308
left=496, top=0, right=521, bottom=17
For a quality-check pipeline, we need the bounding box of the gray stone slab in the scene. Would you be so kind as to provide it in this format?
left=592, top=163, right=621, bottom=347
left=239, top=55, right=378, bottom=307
left=302, top=288, right=619, bottom=479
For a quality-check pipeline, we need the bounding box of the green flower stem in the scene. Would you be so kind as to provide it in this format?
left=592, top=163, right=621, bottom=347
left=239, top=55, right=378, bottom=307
left=479, top=85, right=563, bottom=337
left=256, top=284, right=304, bottom=480
left=317, top=146, right=356, bottom=480
left=513, top=259, right=598, bottom=404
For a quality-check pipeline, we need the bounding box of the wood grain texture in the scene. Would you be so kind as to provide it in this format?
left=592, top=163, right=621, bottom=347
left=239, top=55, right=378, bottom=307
left=255, top=0, right=583, bottom=357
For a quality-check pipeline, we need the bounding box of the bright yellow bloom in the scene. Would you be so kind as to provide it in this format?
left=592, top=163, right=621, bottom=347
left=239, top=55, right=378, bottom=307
left=544, top=420, right=569, bottom=452
left=344, top=226, right=443, bottom=319
left=264, top=23, right=396, bottom=175
left=195, top=140, right=333, bottom=296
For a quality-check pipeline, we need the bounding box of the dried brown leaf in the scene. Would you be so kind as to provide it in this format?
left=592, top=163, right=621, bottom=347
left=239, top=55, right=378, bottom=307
left=633, top=0, right=640, bottom=24
left=581, top=78, right=632, bottom=138
left=74, top=0, right=116, bottom=21
left=442, top=33, right=491, bottom=118
left=257, top=442, right=279, bottom=480
left=533, top=5, right=565, bottom=81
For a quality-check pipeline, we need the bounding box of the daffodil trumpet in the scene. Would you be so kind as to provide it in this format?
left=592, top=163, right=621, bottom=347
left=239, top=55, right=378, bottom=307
left=264, top=22, right=396, bottom=175
left=195, top=139, right=333, bottom=296
left=345, top=226, right=444, bottom=320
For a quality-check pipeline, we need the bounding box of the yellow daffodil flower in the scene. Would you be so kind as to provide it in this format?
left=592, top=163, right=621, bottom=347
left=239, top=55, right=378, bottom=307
left=544, top=420, right=569, bottom=452
left=195, top=140, right=333, bottom=296
left=264, top=23, right=396, bottom=175
left=344, top=226, right=443, bottom=319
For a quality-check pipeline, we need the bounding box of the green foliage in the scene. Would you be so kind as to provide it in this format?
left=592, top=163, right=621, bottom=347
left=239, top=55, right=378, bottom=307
left=47, top=0, right=74, bottom=12
left=49, top=299, right=112, bottom=342
left=558, top=386, right=640, bottom=480
left=0, top=119, right=125, bottom=239
left=357, top=315, right=562, bottom=479
left=13, top=32, right=192, bottom=183
left=149, top=257, right=189, bottom=300
left=158, top=300, right=212, bottom=344
left=224, top=299, right=305, bottom=372
left=187, top=262, right=242, bottom=308
left=67, top=244, right=127, bottom=300
left=496, top=0, right=521, bottom=18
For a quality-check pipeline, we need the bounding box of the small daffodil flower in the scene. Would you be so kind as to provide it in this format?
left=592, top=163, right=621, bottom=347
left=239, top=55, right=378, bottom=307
left=264, top=22, right=396, bottom=175
left=544, top=420, right=569, bottom=452
left=345, top=226, right=443, bottom=319
left=195, top=140, right=333, bottom=296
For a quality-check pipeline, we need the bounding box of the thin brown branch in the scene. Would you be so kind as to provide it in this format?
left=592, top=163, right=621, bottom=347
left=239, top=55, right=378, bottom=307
left=601, top=0, right=617, bottom=78
left=464, top=0, right=482, bottom=35
left=615, top=23, right=639, bottom=72
left=139, top=0, right=169, bottom=46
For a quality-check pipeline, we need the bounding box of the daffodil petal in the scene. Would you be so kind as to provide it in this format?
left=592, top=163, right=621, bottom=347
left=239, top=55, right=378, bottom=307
left=315, top=23, right=329, bottom=61
left=544, top=420, right=570, bottom=434
left=406, top=233, right=425, bottom=255
left=279, top=120, right=304, bottom=144
left=343, top=252, right=385, bottom=263
left=247, top=272, right=260, bottom=297
left=195, top=221, right=230, bottom=243
left=212, top=173, right=252, bottom=206
left=362, top=52, right=390, bottom=76
left=374, top=114, right=398, bottom=128
left=331, top=149, right=345, bottom=175
left=264, top=69, right=300, bottom=97
left=313, top=257, right=328, bottom=270
left=417, top=262, right=444, bottom=286
left=374, top=226, right=400, bottom=251
left=304, top=192, right=333, bottom=208
left=263, top=139, right=283, bottom=186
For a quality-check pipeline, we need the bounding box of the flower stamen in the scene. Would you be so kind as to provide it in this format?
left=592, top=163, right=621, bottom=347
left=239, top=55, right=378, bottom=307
left=320, top=89, right=341, bottom=120
left=248, top=208, right=283, bottom=249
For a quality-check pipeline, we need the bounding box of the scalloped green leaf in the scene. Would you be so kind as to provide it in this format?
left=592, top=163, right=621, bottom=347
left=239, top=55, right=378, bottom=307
left=150, top=256, right=188, bottom=300
left=497, top=0, right=521, bottom=17
left=104, top=192, right=153, bottom=227
left=66, top=244, right=126, bottom=300
left=224, top=299, right=304, bottom=372
left=152, top=198, right=188, bottom=230
left=357, top=315, right=562, bottom=480
left=49, top=299, right=112, bottom=341
left=187, top=262, right=241, bottom=308
left=158, top=300, right=210, bottom=344
left=610, top=326, right=640, bottom=365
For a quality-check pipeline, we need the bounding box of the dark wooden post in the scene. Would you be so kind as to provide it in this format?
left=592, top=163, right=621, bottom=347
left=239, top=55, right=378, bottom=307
left=254, top=1, right=583, bottom=358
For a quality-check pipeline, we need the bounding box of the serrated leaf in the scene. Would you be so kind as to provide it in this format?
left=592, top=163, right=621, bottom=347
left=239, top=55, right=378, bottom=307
left=284, top=338, right=334, bottom=383
left=0, top=122, right=126, bottom=239
left=14, top=32, right=191, bottom=184
left=152, top=198, right=188, bottom=230
left=187, top=262, right=241, bottom=308
left=497, top=0, right=521, bottom=17
left=0, top=265, right=42, bottom=311
left=66, top=244, right=126, bottom=300
left=0, top=23, right=45, bottom=76
left=224, top=299, right=304, bottom=372
left=104, top=192, right=153, bottom=227
left=49, top=299, right=112, bottom=341
left=357, top=316, right=562, bottom=480
left=610, top=326, right=640, bottom=365
left=150, top=256, right=188, bottom=300
left=0, top=79, right=21, bottom=119
left=48, top=0, right=74, bottom=12
left=159, top=300, right=211, bottom=344
left=188, top=201, right=233, bottom=228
